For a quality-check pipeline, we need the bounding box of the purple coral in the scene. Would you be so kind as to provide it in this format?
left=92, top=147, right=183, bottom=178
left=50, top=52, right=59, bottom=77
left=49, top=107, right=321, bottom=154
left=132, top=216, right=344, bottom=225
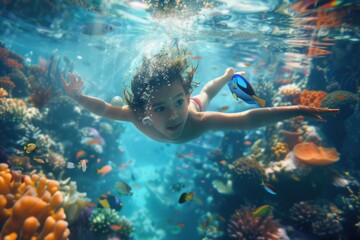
left=289, top=201, right=321, bottom=231
left=227, top=207, right=279, bottom=239
left=311, top=216, right=343, bottom=239
left=290, top=201, right=344, bottom=239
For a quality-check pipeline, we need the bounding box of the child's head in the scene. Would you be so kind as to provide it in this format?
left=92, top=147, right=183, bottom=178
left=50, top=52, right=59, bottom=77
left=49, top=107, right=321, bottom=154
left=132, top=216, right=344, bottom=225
left=125, top=46, right=198, bottom=139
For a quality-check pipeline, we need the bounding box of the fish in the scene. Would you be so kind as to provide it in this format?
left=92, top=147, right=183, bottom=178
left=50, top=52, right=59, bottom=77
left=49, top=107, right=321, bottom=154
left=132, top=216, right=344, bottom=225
left=192, top=56, right=202, bottom=60
left=97, top=194, right=122, bottom=211
left=227, top=74, right=266, bottom=107
left=252, top=205, right=273, bottom=217
left=66, top=162, right=75, bottom=169
left=77, top=159, right=88, bottom=172
left=97, top=165, right=112, bottom=175
left=76, top=150, right=86, bottom=159
left=219, top=160, right=227, bottom=165
left=24, top=143, right=37, bottom=154
left=87, top=138, right=103, bottom=145
left=115, top=180, right=133, bottom=196
left=244, top=140, right=252, bottom=146
left=171, top=183, right=185, bottom=192
left=261, top=180, right=277, bottom=195
left=110, top=224, right=122, bottom=231
left=178, top=223, right=186, bottom=228
left=33, top=157, right=45, bottom=164
left=82, top=23, right=114, bottom=35
left=178, top=192, right=195, bottom=204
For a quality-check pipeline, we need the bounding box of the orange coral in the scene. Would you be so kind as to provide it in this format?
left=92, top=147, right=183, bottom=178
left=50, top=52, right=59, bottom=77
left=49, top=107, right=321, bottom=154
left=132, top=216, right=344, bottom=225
left=0, top=88, right=8, bottom=98
left=293, top=142, right=340, bottom=165
left=280, top=130, right=303, bottom=150
left=0, top=163, right=70, bottom=240
left=295, top=90, right=327, bottom=107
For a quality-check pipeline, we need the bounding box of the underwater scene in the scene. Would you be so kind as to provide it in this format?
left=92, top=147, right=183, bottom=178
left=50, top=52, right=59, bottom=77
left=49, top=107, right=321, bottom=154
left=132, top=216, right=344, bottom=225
left=1, top=0, right=360, bottom=239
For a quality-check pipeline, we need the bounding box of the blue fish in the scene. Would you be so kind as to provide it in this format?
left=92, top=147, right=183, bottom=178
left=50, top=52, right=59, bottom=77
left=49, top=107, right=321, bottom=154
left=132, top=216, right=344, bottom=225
left=261, top=180, right=276, bottom=195
left=227, top=74, right=266, bottom=107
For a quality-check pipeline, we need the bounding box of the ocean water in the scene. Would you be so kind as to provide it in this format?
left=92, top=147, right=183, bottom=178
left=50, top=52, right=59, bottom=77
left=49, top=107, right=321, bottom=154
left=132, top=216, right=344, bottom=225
left=1, top=0, right=360, bottom=240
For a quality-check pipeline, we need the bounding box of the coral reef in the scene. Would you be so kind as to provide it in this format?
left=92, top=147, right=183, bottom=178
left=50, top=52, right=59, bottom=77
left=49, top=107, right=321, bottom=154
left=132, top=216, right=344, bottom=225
left=320, top=90, right=359, bottom=119
left=89, top=208, right=133, bottom=239
left=271, top=142, right=289, bottom=160
left=0, top=98, right=27, bottom=124
left=295, top=90, right=327, bottom=107
left=8, top=69, right=31, bottom=97
left=0, top=163, right=70, bottom=239
left=197, top=212, right=224, bottom=239
left=289, top=201, right=321, bottom=231
left=60, top=181, right=90, bottom=224
left=0, top=88, right=8, bottom=98
left=227, top=207, right=280, bottom=239
left=293, top=142, right=340, bottom=165
left=47, top=150, right=67, bottom=170
left=0, top=47, right=24, bottom=74
left=278, top=84, right=301, bottom=103
left=290, top=201, right=344, bottom=239
left=311, top=215, right=343, bottom=239
left=231, top=157, right=265, bottom=183
left=0, top=77, right=15, bottom=97
left=253, top=75, right=275, bottom=106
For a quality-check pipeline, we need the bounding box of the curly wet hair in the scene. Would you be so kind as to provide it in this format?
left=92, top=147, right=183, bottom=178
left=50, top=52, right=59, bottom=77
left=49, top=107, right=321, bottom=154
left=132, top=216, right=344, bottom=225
left=124, top=45, right=198, bottom=114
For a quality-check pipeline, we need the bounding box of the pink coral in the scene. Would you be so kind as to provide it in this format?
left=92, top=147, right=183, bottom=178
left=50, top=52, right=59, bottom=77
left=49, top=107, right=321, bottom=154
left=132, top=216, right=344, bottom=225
left=227, top=207, right=280, bottom=239
left=278, top=84, right=301, bottom=98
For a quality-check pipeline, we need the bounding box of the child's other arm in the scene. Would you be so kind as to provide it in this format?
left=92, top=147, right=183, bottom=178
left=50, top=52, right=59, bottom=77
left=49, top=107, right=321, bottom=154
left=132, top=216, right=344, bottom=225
left=61, top=73, right=134, bottom=122
left=74, top=94, right=133, bottom=121
left=197, top=106, right=340, bottom=131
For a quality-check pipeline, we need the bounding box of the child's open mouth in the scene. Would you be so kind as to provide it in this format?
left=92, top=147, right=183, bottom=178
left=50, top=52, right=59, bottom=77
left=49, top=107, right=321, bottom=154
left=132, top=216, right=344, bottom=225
left=167, top=122, right=182, bottom=131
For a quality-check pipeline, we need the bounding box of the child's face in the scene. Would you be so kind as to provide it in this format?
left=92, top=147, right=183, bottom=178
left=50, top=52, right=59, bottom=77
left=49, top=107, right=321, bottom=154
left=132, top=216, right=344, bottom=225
left=145, top=79, right=190, bottom=140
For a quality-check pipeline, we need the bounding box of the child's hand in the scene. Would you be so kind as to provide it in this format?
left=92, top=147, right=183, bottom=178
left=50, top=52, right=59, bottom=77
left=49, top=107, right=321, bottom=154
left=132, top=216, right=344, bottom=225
left=224, top=68, right=246, bottom=79
left=61, top=72, right=84, bottom=98
left=224, top=67, right=235, bottom=79
left=300, top=106, right=340, bottom=122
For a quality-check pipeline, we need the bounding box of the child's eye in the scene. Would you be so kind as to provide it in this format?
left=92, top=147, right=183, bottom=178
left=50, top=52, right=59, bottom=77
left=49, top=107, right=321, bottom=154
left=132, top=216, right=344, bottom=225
left=154, top=106, right=165, bottom=112
left=176, top=99, right=184, bottom=107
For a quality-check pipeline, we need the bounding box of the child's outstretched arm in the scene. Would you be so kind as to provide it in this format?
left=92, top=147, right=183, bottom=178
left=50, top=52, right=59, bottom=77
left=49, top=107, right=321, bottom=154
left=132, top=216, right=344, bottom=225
left=61, top=73, right=134, bottom=122
left=196, top=105, right=339, bottom=132
left=192, top=68, right=238, bottom=111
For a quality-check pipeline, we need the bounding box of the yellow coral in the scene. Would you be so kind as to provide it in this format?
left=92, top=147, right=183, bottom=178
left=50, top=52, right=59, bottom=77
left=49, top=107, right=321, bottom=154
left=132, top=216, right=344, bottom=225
left=0, top=163, right=70, bottom=240
left=271, top=142, right=289, bottom=160
left=60, top=181, right=90, bottom=224
left=0, top=98, right=27, bottom=123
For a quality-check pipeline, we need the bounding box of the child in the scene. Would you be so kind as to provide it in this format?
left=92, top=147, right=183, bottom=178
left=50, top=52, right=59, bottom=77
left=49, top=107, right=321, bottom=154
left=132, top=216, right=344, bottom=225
left=61, top=48, right=339, bottom=144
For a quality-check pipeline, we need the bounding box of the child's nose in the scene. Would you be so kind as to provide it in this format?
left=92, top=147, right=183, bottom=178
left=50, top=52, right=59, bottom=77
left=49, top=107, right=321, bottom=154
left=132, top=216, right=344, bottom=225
left=168, top=108, right=178, bottom=120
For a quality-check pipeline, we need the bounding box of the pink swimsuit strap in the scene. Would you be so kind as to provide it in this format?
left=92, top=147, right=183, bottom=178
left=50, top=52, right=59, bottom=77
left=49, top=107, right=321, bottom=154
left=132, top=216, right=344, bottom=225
left=191, top=97, right=203, bottom=112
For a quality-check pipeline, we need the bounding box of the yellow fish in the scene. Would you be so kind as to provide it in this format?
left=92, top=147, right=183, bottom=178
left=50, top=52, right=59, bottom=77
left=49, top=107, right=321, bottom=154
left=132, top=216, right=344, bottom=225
left=178, top=192, right=195, bottom=204
left=33, top=157, right=45, bottom=164
left=24, top=143, right=37, bottom=154
left=252, top=205, right=273, bottom=217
